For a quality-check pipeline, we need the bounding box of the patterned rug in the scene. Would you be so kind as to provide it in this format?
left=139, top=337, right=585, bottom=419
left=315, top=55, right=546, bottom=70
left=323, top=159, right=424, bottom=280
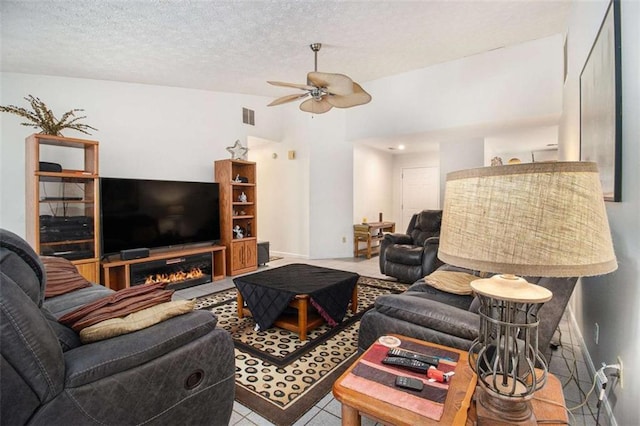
left=195, top=275, right=408, bottom=426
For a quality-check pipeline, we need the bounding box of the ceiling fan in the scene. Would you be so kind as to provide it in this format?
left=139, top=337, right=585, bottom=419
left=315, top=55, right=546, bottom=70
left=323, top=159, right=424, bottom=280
left=267, top=43, right=371, bottom=114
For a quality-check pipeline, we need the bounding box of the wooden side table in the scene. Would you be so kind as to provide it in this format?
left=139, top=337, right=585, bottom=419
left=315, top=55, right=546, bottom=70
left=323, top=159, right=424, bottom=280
left=333, top=335, right=568, bottom=426
left=467, top=373, right=568, bottom=426
left=333, top=335, right=476, bottom=426
left=353, top=221, right=395, bottom=259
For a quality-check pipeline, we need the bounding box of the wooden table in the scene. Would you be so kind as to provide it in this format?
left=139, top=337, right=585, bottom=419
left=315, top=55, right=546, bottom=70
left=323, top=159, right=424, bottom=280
left=333, top=335, right=476, bottom=425
left=468, top=374, right=568, bottom=426
left=353, top=221, right=395, bottom=259
left=236, top=284, right=358, bottom=341
left=332, top=335, right=568, bottom=426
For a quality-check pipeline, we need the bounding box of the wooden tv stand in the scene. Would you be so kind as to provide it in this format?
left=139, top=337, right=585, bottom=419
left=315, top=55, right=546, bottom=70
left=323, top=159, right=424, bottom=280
left=101, top=245, right=226, bottom=291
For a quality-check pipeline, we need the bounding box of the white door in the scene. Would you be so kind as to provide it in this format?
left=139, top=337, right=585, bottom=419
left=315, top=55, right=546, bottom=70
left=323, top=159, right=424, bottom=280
left=401, top=167, right=439, bottom=232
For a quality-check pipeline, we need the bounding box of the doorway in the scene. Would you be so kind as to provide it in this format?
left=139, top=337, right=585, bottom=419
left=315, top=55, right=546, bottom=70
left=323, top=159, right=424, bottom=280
left=401, top=167, right=440, bottom=232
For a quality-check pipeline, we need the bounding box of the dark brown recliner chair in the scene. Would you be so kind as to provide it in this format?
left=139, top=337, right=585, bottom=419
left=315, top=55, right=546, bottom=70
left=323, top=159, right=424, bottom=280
left=379, top=210, right=444, bottom=283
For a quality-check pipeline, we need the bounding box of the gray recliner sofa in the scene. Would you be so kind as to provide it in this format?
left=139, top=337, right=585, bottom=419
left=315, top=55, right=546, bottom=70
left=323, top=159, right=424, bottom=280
left=359, top=264, right=577, bottom=361
left=0, top=228, right=236, bottom=425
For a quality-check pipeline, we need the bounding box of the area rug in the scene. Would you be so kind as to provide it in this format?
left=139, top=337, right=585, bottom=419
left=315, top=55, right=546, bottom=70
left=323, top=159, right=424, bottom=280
left=195, top=275, right=408, bottom=426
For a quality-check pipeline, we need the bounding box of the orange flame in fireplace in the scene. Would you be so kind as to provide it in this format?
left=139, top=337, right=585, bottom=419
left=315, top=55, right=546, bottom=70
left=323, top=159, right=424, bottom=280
left=144, top=267, right=204, bottom=285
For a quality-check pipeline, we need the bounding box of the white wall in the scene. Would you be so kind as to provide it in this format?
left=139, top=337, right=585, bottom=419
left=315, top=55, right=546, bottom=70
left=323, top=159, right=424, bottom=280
left=247, top=136, right=307, bottom=258
left=439, top=138, right=485, bottom=207
left=1, top=31, right=568, bottom=262
left=0, top=72, right=283, bottom=237
left=348, top=34, right=564, bottom=243
left=308, top=110, right=353, bottom=259
left=347, top=34, right=564, bottom=142
left=391, top=150, right=440, bottom=230
left=353, top=144, right=394, bottom=224
left=560, top=1, right=640, bottom=424
left=244, top=110, right=311, bottom=259
left=352, top=146, right=441, bottom=235
left=484, top=125, right=559, bottom=165
left=249, top=106, right=353, bottom=260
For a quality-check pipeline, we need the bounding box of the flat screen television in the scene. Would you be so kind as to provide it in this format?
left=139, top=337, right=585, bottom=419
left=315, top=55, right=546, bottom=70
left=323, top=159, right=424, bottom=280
left=100, top=177, right=220, bottom=256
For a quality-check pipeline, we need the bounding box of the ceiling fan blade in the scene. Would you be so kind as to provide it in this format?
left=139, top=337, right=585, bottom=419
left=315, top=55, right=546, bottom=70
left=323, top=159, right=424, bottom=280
left=267, top=80, right=315, bottom=91
left=307, top=72, right=354, bottom=96
left=326, top=82, right=372, bottom=108
left=267, top=92, right=309, bottom=106
left=299, top=98, right=333, bottom=114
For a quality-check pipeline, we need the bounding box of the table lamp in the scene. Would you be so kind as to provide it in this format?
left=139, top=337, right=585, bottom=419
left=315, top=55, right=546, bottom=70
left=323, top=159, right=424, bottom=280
left=438, top=162, right=617, bottom=425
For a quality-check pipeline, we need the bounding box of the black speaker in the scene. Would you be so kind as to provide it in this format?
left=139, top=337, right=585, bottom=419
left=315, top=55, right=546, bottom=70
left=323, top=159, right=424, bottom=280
left=120, top=248, right=150, bottom=260
left=39, top=161, right=62, bottom=172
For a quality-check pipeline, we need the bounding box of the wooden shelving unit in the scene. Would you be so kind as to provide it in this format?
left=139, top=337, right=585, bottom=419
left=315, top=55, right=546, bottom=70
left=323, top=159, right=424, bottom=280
left=214, top=159, right=258, bottom=276
left=25, top=134, right=100, bottom=282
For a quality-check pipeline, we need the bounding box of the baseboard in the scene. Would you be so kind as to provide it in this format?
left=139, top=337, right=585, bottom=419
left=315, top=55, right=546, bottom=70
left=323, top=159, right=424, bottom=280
left=269, top=250, right=307, bottom=259
left=566, top=307, right=617, bottom=426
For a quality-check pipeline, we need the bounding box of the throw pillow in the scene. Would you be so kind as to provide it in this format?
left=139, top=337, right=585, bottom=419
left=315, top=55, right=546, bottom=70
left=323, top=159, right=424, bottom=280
left=42, top=256, right=92, bottom=298
left=423, top=270, right=478, bottom=295
left=58, top=282, right=173, bottom=331
left=79, top=299, right=195, bottom=343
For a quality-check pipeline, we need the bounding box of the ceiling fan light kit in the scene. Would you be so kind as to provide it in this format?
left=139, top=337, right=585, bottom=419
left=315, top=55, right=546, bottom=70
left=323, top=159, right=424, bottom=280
left=267, top=43, right=371, bottom=114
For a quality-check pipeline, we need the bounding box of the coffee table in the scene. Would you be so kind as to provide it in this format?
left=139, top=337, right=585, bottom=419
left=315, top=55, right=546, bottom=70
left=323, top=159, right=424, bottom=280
left=234, top=264, right=359, bottom=340
left=332, top=334, right=569, bottom=426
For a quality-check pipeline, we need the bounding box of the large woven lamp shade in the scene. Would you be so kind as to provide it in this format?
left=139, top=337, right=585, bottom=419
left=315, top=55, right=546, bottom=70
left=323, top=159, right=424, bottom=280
left=439, top=161, right=617, bottom=277
left=438, top=161, right=617, bottom=425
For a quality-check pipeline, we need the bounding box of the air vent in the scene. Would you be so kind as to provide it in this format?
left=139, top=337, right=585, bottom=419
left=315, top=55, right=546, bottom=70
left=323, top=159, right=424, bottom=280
left=242, top=108, right=255, bottom=126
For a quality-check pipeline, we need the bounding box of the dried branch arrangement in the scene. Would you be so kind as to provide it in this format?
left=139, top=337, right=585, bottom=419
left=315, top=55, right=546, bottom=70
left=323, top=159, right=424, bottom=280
left=0, top=95, right=98, bottom=136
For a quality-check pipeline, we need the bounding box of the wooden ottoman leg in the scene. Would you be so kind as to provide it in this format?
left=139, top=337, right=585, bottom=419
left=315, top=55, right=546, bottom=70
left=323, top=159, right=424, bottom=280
left=351, top=285, right=358, bottom=313
left=237, top=291, right=244, bottom=318
left=299, top=296, right=308, bottom=341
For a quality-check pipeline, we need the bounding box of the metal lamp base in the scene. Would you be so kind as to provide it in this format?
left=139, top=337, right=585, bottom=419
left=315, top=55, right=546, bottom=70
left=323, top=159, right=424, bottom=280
left=475, top=385, right=536, bottom=426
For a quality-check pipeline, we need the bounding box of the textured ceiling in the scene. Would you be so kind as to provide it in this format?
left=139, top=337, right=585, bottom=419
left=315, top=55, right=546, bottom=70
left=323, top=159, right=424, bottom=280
left=1, top=0, right=571, bottom=99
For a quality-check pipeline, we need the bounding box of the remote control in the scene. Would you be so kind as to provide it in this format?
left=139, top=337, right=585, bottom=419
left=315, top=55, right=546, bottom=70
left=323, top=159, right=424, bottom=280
left=388, top=348, right=440, bottom=366
left=395, top=376, right=424, bottom=391
left=382, top=356, right=430, bottom=373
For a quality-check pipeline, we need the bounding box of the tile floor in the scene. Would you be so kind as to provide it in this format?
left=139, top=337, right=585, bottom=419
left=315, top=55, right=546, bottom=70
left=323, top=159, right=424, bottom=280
left=175, top=256, right=606, bottom=426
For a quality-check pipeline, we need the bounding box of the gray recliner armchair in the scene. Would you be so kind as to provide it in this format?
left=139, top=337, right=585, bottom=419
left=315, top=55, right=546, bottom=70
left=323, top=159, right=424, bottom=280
left=379, top=210, right=444, bottom=283
left=0, top=228, right=235, bottom=425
